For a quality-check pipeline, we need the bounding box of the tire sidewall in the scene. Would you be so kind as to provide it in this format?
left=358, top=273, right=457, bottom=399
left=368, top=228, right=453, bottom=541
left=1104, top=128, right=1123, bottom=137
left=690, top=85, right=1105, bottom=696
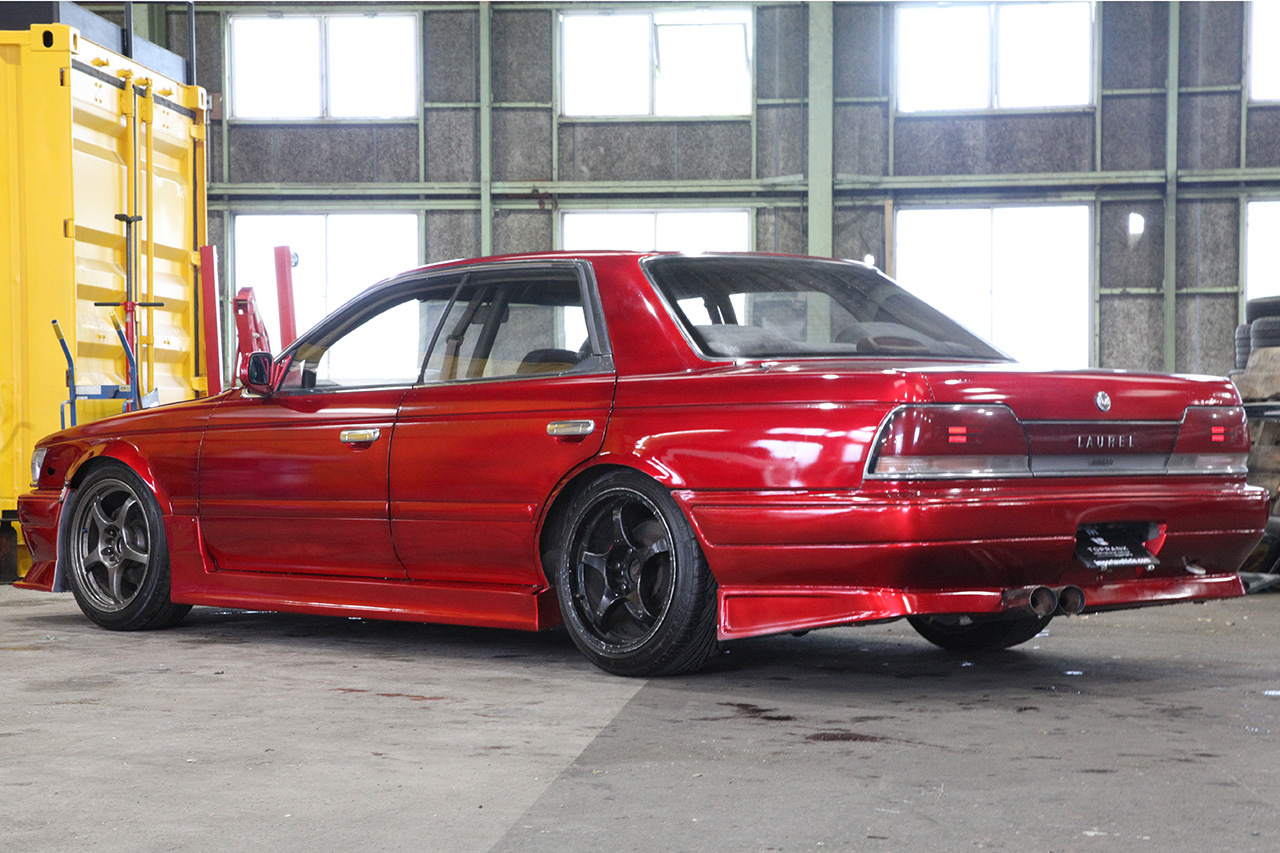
left=555, top=471, right=714, bottom=676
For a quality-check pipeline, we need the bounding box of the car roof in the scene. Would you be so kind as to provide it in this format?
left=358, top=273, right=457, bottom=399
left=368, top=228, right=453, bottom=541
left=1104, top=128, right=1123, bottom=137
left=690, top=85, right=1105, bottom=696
left=401, top=249, right=860, bottom=272
left=404, top=249, right=660, bottom=274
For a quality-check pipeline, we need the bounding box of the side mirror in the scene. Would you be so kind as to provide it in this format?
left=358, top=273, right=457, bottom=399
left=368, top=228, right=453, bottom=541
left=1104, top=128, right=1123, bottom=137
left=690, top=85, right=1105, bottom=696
left=240, top=351, right=276, bottom=395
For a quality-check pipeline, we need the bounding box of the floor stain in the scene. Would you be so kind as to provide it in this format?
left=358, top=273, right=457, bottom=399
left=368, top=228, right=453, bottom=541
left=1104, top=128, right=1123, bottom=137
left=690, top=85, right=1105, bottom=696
left=334, top=688, right=444, bottom=702
left=806, top=732, right=885, bottom=743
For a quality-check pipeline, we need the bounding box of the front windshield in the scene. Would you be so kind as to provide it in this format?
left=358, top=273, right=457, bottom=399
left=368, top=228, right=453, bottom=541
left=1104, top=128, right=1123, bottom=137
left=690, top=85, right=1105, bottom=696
left=644, top=255, right=1009, bottom=362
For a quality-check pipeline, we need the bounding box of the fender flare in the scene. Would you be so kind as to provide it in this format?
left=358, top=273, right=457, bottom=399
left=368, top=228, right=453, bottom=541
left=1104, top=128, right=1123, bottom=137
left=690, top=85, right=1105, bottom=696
left=52, top=441, right=176, bottom=593
left=65, top=440, right=175, bottom=516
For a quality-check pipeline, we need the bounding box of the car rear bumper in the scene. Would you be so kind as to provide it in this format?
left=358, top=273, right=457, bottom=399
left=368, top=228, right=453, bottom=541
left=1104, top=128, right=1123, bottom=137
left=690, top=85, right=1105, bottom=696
left=715, top=574, right=1246, bottom=640
left=676, top=480, right=1268, bottom=639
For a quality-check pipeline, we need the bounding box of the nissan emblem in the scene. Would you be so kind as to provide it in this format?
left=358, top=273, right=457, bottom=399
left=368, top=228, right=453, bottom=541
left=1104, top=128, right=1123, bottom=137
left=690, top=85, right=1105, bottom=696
left=1095, top=391, right=1112, bottom=412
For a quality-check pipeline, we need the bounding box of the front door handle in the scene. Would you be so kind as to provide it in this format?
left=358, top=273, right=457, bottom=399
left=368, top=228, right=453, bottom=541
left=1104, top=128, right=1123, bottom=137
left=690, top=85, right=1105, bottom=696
left=339, top=428, right=382, bottom=444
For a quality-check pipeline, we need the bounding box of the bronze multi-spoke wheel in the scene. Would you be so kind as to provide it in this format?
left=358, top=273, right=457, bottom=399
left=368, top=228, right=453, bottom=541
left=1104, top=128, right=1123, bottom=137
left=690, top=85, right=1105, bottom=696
left=64, top=463, right=190, bottom=630
left=556, top=471, right=718, bottom=676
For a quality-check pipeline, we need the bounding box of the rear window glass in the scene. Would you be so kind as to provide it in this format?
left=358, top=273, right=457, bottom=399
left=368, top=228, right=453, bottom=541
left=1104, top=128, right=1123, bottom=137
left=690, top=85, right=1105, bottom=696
left=643, top=255, right=1009, bottom=362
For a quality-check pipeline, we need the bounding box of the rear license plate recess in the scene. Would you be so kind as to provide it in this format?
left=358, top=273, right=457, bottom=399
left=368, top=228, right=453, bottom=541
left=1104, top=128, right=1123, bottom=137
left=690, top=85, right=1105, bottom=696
left=1075, top=522, right=1159, bottom=570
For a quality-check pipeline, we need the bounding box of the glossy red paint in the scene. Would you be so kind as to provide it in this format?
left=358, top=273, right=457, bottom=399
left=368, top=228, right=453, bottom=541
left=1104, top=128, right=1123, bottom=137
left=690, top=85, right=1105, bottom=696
left=679, top=478, right=1260, bottom=601
left=391, top=373, right=614, bottom=585
left=199, top=388, right=405, bottom=578
left=15, top=251, right=1271, bottom=666
left=716, top=574, right=1246, bottom=640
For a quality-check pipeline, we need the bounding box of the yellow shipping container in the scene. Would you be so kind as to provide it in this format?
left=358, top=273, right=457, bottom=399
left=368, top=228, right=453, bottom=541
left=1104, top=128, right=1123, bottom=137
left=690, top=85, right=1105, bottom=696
left=0, top=24, right=209, bottom=576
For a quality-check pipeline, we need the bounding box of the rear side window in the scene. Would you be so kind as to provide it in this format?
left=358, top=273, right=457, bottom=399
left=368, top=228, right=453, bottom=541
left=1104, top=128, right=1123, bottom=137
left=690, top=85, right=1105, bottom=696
left=644, top=256, right=1009, bottom=362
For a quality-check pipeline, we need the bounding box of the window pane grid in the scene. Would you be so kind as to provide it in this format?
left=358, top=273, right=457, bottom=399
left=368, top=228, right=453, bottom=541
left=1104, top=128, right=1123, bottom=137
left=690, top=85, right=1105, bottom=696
left=1251, top=3, right=1280, bottom=102
left=561, top=9, right=752, bottom=118
left=233, top=213, right=420, bottom=351
left=897, top=2, right=1093, bottom=114
left=1247, top=201, right=1280, bottom=300
left=894, top=205, right=1090, bottom=369
left=561, top=210, right=752, bottom=253
left=230, top=13, right=418, bottom=120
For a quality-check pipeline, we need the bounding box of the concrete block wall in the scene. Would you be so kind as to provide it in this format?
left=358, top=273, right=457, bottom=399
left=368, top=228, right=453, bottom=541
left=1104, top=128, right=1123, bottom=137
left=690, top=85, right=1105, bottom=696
left=136, top=1, right=1278, bottom=375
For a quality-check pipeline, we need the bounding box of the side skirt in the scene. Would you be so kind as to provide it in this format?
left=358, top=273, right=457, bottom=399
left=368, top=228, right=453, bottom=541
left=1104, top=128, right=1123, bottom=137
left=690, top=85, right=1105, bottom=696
left=165, top=516, right=561, bottom=631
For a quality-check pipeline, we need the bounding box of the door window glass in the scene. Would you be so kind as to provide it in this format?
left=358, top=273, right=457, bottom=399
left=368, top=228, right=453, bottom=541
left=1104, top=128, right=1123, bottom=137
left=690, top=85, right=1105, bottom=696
left=425, top=275, right=590, bottom=382
left=279, top=279, right=457, bottom=391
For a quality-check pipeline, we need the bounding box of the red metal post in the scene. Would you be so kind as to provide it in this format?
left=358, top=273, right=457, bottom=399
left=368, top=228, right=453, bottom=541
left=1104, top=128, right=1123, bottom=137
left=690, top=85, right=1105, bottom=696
left=199, top=244, right=223, bottom=395
left=274, top=245, right=298, bottom=350
left=233, top=287, right=272, bottom=382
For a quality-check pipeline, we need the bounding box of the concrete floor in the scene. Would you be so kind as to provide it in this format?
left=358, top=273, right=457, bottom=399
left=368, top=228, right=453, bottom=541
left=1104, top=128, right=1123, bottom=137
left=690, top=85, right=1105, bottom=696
left=2, top=585, right=1278, bottom=853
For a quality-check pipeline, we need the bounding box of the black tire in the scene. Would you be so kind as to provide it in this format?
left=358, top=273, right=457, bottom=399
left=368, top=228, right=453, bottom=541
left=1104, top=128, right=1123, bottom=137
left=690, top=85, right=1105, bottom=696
left=1251, top=316, right=1280, bottom=350
left=64, top=463, right=191, bottom=631
left=1247, top=296, right=1280, bottom=324
left=1236, top=324, right=1252, bottom=370
left=555, top=471, right=718, bottom=676
left=907, top=613, right=1052, bottom=652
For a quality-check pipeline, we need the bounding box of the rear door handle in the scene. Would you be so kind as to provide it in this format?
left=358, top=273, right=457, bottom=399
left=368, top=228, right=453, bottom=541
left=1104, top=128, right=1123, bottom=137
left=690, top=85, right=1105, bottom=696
left=339, top=428, right=381, bottom=444
left=547, top=420, right=595, bottom=437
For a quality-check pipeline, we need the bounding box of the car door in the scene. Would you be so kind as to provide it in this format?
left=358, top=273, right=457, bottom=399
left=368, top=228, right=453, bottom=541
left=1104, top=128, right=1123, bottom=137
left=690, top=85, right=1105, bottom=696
left=389, top=262, right=615, bottom=586
left=197, top=276, right=456, bottom=578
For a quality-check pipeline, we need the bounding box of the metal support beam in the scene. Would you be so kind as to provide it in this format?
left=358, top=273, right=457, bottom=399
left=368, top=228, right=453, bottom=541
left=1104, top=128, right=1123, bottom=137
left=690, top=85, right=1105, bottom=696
left=478, top=2, right=493, bottom=256
left=807, top=2, right=834, bottom=258
left=1163, top=3, right=1181, bottom=372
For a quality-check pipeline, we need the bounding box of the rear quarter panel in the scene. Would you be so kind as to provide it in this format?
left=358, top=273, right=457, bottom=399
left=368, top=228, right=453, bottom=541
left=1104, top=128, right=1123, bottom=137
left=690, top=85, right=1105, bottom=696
left=600, top=372, right=927, bottom=490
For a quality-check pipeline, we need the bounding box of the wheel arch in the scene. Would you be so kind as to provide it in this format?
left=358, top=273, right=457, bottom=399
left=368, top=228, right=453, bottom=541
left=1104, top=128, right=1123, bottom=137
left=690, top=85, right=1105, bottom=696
left=538, top=463, right=633, bottom=588
left=537, top=461, right=704, bottom=590
left=43, top=443, right=174, bottom=595
left=65, top=442, right=174, bottom=516
left=539, top=462, right=721, bottom=675
left=59, top=454, right=192, bottom=630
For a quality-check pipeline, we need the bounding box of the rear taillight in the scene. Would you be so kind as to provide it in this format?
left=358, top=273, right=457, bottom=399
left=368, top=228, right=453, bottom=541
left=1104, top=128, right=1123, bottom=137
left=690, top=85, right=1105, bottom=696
left=1166, top=406, right=1249, bottom=474
left=866, top=405, right=1031, bottom=479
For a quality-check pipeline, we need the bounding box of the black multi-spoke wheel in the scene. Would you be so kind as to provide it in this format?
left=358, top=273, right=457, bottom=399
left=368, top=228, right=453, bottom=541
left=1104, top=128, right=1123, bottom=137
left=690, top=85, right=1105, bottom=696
left=907, top=613, right=1052, bottom=652
left=556, top=471, right=718, bottom=676
left=64, top=463, right=190, bottom=631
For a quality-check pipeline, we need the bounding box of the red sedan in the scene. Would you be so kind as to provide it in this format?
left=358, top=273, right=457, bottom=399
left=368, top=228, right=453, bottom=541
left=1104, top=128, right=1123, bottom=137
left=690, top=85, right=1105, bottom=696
left=17, top=252, right=1269, bottom=675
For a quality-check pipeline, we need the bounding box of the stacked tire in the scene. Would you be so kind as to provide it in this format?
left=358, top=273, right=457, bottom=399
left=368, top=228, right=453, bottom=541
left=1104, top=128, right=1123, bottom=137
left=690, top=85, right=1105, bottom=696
left=1240, top=297, right=1280, bottom=370
left=1247, top=296, right=1280, bottom=324
left=1237, top=323, right=1253, bottom=370
left=1253, top=317, right=1280, bottom=350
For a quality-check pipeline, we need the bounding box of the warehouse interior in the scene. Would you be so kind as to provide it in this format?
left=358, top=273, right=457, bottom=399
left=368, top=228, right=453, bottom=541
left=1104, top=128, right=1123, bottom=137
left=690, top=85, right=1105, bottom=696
left=65, top=1, right=1280, bottom=377
left=115, top=0, right=1280, bottom=371
left=5, top=2, right=1280, bottom=851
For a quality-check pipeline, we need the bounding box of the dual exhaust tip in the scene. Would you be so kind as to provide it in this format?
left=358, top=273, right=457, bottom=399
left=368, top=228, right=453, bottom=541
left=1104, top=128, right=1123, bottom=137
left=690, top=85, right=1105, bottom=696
left=1003, top=585, right=1085, bottom=617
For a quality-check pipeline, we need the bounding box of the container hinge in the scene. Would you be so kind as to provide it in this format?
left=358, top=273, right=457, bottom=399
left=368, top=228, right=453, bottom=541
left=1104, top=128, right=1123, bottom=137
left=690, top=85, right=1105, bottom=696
left=63, top=219, right=75, bottom=238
